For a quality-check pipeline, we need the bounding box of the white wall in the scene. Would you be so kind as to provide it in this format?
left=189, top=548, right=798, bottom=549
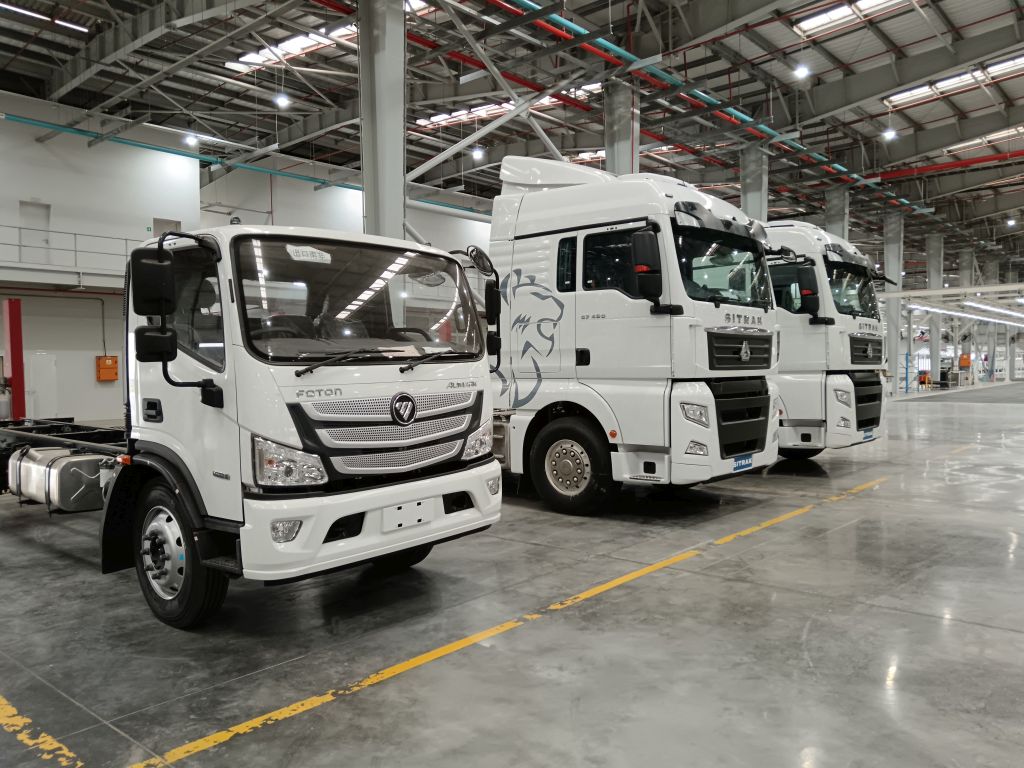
left=0, top=90, right=200, bottom=284
left=199, top=161, right=491, bottom=252
left=0, top=292, right=123, bottom=421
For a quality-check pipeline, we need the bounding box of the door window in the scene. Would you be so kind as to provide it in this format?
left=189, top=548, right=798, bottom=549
left=767, top=263, right=805, bottom=313
left=556, top=237, right=577, bottom=292
left=169, top=252, right=225, bottom=369
left=582, top=229, right=640, bottom=297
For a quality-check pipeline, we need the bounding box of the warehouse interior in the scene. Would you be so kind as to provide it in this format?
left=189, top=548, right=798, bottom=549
left=0, top=1, right=1023, bottom=766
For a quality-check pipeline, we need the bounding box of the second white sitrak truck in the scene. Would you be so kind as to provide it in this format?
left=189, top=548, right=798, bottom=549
left=2, top=226, right=502, bottom=627
left=489, top=157, right=780, bottom=512
left=763, top=221, right=885, bottom=460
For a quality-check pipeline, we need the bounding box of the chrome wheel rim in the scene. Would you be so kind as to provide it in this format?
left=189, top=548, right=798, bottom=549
left=545, top=439, right=592, bottom=497
left=140, top=505, right=186, bottom=600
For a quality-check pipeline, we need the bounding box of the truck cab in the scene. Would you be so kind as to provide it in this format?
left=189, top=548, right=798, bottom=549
left=53, top=225, right=502, bottom=627
left=763, top=221, right=885, bottom=460
left=489, top=157, right=780, bottom=512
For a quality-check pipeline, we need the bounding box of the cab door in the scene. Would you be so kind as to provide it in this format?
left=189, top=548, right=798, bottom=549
left=129, top=246, right=243, bottom=522
left=574, top=223, right=672, bottom=445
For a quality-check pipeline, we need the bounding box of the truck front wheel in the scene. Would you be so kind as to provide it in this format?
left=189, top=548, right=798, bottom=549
left=529, top=417, right=612, bottom=514
left=133, top=480, right=228, bottom=629
left=779, top=447, right=824, bottom=461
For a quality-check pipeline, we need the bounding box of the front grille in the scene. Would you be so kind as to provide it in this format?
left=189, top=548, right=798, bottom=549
left=331, top=440, right=463, bottom=474
left=706, top=377, right=770, bottom=458
left=850, top=372, right=882, bottom=430
left=707, top=330, right=773, bottom=370
left=850, top=335, right=883, bottom=365
left=306, top=391, right=476, bottom=422
left=319, top=414, right=471, bottom=448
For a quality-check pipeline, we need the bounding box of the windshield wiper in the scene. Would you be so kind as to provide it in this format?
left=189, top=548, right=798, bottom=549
left=399, top=350, right=476, bottom=373
left=295, top=348, right=386, bottom=377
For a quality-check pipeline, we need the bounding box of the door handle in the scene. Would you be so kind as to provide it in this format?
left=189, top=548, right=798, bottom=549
left=576, top=348, right=591, bottom=366
left=142, top=398, right=163, bottom=423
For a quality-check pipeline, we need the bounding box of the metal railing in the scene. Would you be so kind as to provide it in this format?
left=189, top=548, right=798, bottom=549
left=0, top=225, right=137, bottom=275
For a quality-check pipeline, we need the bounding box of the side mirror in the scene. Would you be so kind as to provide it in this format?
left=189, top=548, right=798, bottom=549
left=485, top=279, right=501, bottom=325
left=631, top=229, right=663, bottom=301
left=486, top=330, right=501, bottom=356
left=796, top=264, right=820, bottom=316
left=466, top=245, right=495, bottom=277
left=131, top=247, right=177, bottom=316
left=135, top=326, right=178, bottom=363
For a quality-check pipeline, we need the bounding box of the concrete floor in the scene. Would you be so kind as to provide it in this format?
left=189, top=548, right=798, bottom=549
left=2, top=388, right=1023, bottom=768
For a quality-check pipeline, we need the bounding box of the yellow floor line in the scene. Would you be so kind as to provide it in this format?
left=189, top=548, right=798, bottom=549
left=0, top=693, right=84, bottom=768
left=127, top=476, right=887, bottom=768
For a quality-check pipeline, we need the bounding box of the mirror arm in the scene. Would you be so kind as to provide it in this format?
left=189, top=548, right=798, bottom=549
left=650, top=303, right=684, bottom=315
left=159, top=362, right=224, bottom=407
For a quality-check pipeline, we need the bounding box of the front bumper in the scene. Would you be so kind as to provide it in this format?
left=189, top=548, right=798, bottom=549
left=777, top=373, right=881, bottom=450
left=239, top=459, right=501, bottom=581
left=667, top=380, right=779, bottom=485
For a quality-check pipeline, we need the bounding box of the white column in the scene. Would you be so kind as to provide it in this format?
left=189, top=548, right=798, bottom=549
left=359, top=0, right=406, bottom=240
left=740, top=145, right=769, bottom=222
left=604, top=81, right=639, bottom=176
left=959, top=250, right=975, bottom=361
left=883, top=213, right=903, bottom=396
left=926, top=233, right=943, bottom=386
left=824, top=188, right=849, bottom=240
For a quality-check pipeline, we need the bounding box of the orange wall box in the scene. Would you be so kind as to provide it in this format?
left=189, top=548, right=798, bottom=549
left=96, top=355, right=118, bottom=382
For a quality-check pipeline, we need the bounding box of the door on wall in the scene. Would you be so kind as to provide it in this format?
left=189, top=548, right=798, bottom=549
left=19, top=201, right=51, bottom=263
left=153, top=218, right=181, bottom=239
left=26, top=352, right=58, bottom=418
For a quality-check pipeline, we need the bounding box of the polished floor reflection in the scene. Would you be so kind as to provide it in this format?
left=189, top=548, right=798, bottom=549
left=2, top=386, right=1023, bottom=767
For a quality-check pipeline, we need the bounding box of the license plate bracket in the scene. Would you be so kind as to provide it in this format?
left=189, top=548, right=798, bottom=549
left=381, top=498, right=438, bottom=532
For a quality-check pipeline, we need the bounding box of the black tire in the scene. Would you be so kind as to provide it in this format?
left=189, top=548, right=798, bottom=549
left=371, top=544, right=433, bottom=574
left=779, top=447, right=824, bottom=461
left=133, top=480, right=228, bottom=629
left=529, top=417, right=612, bottom=514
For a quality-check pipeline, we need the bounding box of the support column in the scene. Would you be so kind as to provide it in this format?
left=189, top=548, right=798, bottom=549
left=2, top=299, right=25, bottom=419
left=959, top=250, right=975, bottom=364
left=359, top=0, right=406, bottom=239
left=883, top=213, right=904, bottom=396
left=824, top=188, right=850, bottom=240
left=740, top=146, right=769, bottom=222
left=981, top=258, right=1001, bottom=380
left=926, top=233, right=943, bottom=386
left=604, top=80, right=639, bottom=176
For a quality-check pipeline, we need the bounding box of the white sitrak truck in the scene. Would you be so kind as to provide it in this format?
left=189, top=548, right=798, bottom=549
left=488, top=157, right=780, bottom=512
left=763, top=221, right=885, bottom=460
left=1, top=226, right=502, bottom=627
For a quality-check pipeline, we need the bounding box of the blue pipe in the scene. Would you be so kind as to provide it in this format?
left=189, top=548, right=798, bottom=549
left=0, top=113, right=488, bottom=217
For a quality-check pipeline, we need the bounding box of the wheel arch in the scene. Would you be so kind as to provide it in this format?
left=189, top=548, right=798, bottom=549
left=522, top=401, right=612, bottom=480
left=99, top=452, right=206, bottom=574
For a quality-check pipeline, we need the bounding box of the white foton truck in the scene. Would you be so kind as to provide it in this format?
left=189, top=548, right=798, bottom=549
left=1, top=226, right=502, bottom=627
left=763, top=221, right=885, bottom=460
left=488, top=157, right=780, bottom=512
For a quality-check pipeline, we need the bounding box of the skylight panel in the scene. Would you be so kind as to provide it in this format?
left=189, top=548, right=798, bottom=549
left=884, top=84, right=932, bottom=107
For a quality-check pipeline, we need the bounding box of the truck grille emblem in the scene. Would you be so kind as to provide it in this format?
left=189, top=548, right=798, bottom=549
left=390, top=393, right=417, bottom=425
left=739, top=340, right=751, bottom=362
left=866, top=343, right=875, bottom=358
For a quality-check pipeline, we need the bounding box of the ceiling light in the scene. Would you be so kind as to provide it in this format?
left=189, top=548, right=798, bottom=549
left=54, top=19, right=89, bottom=33
left=1008, top=218, right=1017, bottom=227
left=963, top=300, right=1024, bottom=320
left=908, top=302, right=1024, bottom=328
left=471, top=147, right=484, bottom=160
left=0, top=2, right=48, bottom=22
left=184, top=134, right=199, bottom=147
left=793, top=65, right=810, bottom=79
left=274, top=93, right=291, bottom=108
left=882, top=128, right=897, bottom=141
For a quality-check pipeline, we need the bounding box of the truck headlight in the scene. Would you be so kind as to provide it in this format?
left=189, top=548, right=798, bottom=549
left=835, top=390, right=852, bottom=407
left=681, top=403, right=710, bottom=428
left=253, top=436, right=327, bottom=486
left=461, top=422, right=493, bottom=460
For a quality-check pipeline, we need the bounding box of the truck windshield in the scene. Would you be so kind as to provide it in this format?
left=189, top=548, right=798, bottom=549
left=233, top=236, right=482, bottom=363
left=827, top=263, right=879, bottom=319
left=674, top=226, right=772, bottom=309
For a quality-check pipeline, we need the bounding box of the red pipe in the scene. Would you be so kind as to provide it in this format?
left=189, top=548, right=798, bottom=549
left=3, top=299, right=25, bottom=420
left=878, top=148, right=1024, bottom=181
